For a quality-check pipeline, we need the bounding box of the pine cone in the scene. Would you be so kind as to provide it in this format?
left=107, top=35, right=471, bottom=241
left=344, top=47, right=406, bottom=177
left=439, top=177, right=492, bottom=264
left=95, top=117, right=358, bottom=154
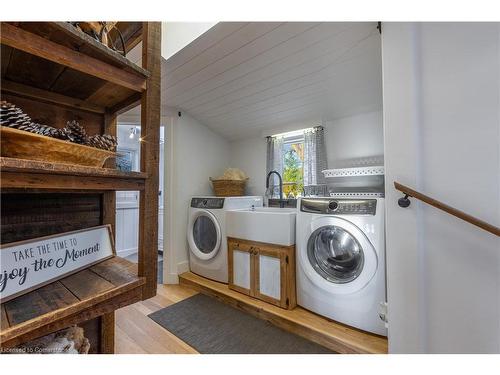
left=1, top=102, right=118, bottom=152
left=51, top=127, right=70, bottom=140
left=32, top=123, right=61, bottom=137
left=65, top=120, right=87, bottom=144
left=0, top=102, right=27, bottom=126
left=85, top=134, right=117, bottom=151
left=15, top=123, right=39, bottom=134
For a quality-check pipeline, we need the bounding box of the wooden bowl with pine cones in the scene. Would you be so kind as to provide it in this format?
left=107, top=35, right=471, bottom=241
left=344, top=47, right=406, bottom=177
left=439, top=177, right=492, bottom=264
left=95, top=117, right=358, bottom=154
left=1, top=101, right=117, bottom=167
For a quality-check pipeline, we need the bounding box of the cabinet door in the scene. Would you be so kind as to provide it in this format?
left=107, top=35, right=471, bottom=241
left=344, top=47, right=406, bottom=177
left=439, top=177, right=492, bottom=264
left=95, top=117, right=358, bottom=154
left=254, top=247, right=287, bottom=308
left=228, top=240, right=255, bottom=296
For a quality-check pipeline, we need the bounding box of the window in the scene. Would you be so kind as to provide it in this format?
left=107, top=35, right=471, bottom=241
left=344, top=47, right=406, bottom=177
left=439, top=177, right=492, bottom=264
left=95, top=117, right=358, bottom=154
left=267, top=126, right=327, bottom=198
left=282, top=134, right=304, bottom=198
left=268, top=128, right=313, bottom=198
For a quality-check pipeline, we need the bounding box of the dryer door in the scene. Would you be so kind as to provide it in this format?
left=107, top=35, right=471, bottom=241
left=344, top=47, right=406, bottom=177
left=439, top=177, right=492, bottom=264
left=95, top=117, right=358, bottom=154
left=302, top=216, right=378, bottom=294
left=188, top=210, right=222, bottom=261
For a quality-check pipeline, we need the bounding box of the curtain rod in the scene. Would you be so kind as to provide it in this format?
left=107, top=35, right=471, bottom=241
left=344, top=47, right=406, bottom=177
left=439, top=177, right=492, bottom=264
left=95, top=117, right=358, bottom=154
left=266, top=125, right=323, bottom=139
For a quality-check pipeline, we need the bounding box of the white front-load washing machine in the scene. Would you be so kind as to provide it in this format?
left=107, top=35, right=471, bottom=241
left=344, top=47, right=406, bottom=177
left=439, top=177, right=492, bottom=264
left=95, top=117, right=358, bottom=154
left=188, top=196, right=263, bottom=283
left=296, top=197, right=387, bottom=336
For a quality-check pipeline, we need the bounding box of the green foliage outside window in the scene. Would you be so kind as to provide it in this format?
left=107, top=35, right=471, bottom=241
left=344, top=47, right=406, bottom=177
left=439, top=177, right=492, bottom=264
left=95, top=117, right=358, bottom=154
left=282, top=142, right=304, bottom=198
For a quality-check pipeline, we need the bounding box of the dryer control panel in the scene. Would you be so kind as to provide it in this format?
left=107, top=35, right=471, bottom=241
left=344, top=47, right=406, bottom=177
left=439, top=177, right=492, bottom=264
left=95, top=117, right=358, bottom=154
left=301, top=198, right=377, bottom=215
left=191, top=197, right=225, bottom=209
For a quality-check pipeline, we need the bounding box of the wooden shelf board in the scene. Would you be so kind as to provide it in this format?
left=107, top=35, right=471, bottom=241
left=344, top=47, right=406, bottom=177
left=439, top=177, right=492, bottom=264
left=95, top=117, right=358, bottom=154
left=1, top=79, right=105, bottom=114
left=1, top=22, right=149, bottom=111
left=0, top=256, right=145, bottom=348
left=179, top=271, right=388, bottom=354
left=0, top=157, right=147, bottom=191
left=48, top=22, right=150, bottom=78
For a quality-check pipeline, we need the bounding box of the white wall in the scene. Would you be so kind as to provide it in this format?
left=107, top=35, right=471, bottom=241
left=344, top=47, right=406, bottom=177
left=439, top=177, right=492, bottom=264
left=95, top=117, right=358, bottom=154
left=382, top=22, right=500, bottom=353
left=165, top=112, right=230, bottom=282
left=228, top=110, right=384, bottom=197
left=324, top=111, right=384, bottom=168
left=228, top=137, right=267, bottom=196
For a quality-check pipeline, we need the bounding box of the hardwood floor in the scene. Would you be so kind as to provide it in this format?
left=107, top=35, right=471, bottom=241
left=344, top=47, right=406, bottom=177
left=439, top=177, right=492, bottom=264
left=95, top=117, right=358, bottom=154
left=116, top=277, right=388, bottom=354
left=115, top=284, right=199, bottom=354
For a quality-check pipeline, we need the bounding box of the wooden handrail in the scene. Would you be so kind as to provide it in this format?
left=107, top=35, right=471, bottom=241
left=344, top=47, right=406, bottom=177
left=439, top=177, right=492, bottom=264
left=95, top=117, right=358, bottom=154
left=394, top=182, right=500, bottom=237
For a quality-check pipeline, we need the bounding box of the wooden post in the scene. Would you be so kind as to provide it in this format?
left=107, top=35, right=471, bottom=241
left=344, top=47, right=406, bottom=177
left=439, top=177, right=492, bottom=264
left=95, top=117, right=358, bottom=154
left=138, top=22, right=161, bottom=299
left=101, top=111, right=117, bottom=354
left=102, top=112, right=117, bottom=236
left=100, top=312, right=115, bottom=353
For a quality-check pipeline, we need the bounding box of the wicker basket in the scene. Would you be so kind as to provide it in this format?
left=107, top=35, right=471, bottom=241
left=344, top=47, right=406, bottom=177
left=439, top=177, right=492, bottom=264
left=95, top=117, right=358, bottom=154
left=1, top=126, right=116, bottom=167
left=210, top=177, right=248, bottom=197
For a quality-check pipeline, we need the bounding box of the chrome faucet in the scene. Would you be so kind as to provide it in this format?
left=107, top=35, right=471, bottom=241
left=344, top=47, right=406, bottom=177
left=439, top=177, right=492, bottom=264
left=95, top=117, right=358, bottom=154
left=266, top=170, right=285, bottom=208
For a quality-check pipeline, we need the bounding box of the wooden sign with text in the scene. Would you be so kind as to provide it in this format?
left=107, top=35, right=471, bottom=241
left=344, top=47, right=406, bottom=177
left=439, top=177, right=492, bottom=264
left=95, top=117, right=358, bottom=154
left=0, top=225, right=115, bottom=303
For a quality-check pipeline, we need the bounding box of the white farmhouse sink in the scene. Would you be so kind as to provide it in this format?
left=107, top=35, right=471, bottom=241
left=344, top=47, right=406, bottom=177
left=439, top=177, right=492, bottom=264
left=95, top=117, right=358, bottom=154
left=226, top=207, right=296, bottom=246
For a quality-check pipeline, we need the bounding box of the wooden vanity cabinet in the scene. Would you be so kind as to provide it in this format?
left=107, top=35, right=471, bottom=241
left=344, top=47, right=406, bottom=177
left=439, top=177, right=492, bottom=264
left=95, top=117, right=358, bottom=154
left=227, top=237, right=296, bottom=309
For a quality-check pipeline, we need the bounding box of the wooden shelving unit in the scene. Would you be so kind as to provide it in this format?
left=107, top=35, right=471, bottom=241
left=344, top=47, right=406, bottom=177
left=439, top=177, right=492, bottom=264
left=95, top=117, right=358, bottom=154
left=1, top=257, right=144, bottom=350
left=1, top=157, right=147, bottom=191
left=0, top=22, right=161, bottom=353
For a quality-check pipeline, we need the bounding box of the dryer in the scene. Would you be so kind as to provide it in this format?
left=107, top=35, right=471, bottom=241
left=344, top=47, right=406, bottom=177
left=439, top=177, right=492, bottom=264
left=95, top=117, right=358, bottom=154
left=188, top=196, right=262, bottom=283
left=296, top=197, right=387, bottom=336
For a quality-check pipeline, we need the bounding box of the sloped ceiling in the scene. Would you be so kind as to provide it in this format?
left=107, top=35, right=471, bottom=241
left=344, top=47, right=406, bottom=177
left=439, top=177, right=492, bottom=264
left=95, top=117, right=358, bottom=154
left=157, top=22, right=382, bottom=141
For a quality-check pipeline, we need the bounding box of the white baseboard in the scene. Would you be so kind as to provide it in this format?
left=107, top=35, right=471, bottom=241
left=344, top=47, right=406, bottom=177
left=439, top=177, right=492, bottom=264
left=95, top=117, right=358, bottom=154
left=116, top=247, right=138, bottom=258
left=177, top=260, right=189, bottom=274
left=163, top=261, right=189, bottom=285
left=164, top=272, right=179, bottom=284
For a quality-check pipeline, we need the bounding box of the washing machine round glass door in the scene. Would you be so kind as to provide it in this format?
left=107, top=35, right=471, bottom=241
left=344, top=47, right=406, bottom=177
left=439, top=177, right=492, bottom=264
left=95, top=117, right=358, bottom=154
left=304, top=217, right=377, bottom=294
left=308, top=225, right=364, bottom=284
left=188, top=210, right=222, bottom=261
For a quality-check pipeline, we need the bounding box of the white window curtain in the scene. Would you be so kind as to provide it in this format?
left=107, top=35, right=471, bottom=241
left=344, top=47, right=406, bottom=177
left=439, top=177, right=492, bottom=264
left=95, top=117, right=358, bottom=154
left=266, top=136, right=284, bottom=197
left=303, top=126, right=328, bottom=196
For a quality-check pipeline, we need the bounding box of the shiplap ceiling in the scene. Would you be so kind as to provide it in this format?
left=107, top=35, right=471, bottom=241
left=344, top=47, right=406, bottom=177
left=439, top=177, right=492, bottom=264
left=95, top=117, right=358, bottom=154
left=160, top=22, right=382, bottom=140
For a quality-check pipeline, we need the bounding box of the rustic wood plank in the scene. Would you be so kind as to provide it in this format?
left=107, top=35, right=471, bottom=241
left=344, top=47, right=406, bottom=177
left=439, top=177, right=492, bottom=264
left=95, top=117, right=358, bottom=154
left=2, top=285, right=143, bottom=348
left=109, top=92, right=142, bottom=116
left=1, top=23, right=147, bottom=92
left=90, top=257, right=137, bottom=286
left=4, top=48, right=66, bottom=91
left=49, top=67, right=106, bottom=101
left=0, top=257, right=144, bottom=345
left=4, top=282, right=78, bottom=326
left=60, top=269, right=115, bottom=300
left=102, top=112, right=117, bottom=258
left=1, top=79, right=105, bottom=113
left=1, top=171, right=145, bottom=191
left=138, top=22, right=161, bottom=299
left=1, top=304, right=10, bottom=330
left=85, top=82, right=136, bottom=109
left=116, top=22, right=143, bottom=53
left=0, top=157, right=147, bottom=179
left=1, top=44, right=13, bottom=77
left=100, top=312, right=115, bottom=353
left=1, top=193, right=101, bottom=244
left=112, top=255, right=140, bottom=274
left=179, top=271, right=388, bottom=354
left=49, top=22, right=150, bottom=77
